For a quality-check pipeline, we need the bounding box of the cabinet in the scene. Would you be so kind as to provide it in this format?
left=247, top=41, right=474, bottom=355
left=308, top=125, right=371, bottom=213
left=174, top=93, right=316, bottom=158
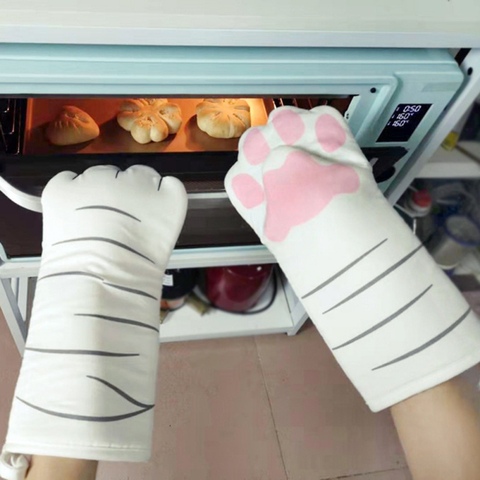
left=1, top=1, right=480, bottom=354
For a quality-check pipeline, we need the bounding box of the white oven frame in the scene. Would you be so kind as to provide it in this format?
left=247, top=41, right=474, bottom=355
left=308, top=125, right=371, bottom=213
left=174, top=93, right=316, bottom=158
left=1, top=49, right=480, bottom=355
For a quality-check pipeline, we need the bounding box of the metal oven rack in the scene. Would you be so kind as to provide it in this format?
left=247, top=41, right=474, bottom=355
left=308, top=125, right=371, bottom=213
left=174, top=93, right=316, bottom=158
left=0, top=98, right=23, bottom=155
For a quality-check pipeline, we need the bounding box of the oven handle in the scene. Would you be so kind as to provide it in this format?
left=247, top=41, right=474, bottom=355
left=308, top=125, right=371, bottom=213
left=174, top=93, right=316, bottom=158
left=0, top=174, right=42, bottom=213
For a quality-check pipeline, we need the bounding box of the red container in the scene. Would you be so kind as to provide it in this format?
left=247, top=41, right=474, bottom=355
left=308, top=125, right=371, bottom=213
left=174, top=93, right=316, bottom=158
left=205, top=265, right=274, bottom=312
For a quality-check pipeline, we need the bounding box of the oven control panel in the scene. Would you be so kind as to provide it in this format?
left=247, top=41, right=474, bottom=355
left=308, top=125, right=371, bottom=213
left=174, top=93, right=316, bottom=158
left=377, top=103, right=432, bottom=143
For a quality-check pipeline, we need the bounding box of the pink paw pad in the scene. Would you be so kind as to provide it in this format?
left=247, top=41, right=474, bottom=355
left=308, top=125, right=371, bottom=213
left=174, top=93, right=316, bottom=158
left=242, top=128, right=271, bottom=166
left=315, top=114, right=347, bottom=153
left=263, top=151, right=359, bottom=241
left=271, top=109, right=305, bottom=145
left=232, top=174, right=265, bottom=209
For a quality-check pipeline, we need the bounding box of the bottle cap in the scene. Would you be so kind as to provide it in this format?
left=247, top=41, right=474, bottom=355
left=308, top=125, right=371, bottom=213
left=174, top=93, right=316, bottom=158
left=407, top=190, right=432, bottom=215
left=411, top=190, right=432, bottom=208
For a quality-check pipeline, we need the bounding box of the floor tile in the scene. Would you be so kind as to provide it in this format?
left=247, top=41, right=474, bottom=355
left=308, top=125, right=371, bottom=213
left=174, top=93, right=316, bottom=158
left=99, top=336, right=287, bottom=480
left=0, top=309, right=22, bottom=444
left=344, top=468, right=411, bottom=480
left=255, top=321, right=407, bottom=480
left=2, top=308, right=478, bottom=480
left=458, top=364, right=480, bottom=415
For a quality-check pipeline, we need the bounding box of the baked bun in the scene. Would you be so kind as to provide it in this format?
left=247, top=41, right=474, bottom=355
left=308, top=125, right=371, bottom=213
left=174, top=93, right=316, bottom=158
left=46, top=106, right=100, bottom=146
left=196, top=99, right=251, bottom=139
left=117, top=99, right=182, bottom=144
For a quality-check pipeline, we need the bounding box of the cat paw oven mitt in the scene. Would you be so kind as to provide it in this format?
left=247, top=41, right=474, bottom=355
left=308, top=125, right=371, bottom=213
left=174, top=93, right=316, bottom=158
left=225, top=105, right=480, bottom=412
left=1, top=165, right=187, bottom=479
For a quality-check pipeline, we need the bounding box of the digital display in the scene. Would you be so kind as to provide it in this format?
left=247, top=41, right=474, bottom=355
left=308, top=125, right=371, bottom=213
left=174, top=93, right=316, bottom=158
left=377, top=104, right=432, bottom=143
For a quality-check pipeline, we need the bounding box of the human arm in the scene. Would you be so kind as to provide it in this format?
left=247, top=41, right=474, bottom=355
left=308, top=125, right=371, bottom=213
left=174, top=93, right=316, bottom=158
left=25, top=457, right=97, bottom=480
left=391, top=378, right=480, bottom=480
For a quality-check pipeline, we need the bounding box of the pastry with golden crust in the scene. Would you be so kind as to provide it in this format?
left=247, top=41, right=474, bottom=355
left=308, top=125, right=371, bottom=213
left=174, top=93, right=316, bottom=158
left=117, top=98, right=182, bottom=144
left=46, top=106, right=100, bottom=146
left=196, top=99, right=251, bottom=139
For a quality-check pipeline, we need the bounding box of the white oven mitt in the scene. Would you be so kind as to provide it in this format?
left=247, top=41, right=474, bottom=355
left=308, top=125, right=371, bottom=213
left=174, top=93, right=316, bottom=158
left=225, top=106, right=480, bottom=412
left=0, top=165, right=187, bottom=479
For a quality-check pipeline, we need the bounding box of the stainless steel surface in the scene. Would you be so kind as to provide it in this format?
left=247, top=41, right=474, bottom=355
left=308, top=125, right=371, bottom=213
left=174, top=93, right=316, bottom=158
left=0, top=122, right=6, bottom=153
left=184, top=180, right=225, bottom=193
left=0, top=99, right=21, bottom=154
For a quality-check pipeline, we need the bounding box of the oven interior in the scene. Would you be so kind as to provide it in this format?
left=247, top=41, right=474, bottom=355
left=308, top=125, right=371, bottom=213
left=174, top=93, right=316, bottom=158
left=0, top=95, right=404, bottom=185
left=1, top=97, right=353, bottom=152
left=0, top=96, right=407, bottom=256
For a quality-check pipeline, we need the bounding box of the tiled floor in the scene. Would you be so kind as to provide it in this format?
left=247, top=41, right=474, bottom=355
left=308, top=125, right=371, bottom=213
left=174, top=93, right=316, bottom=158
left=0, top=310, right=413, bottom=480
left=0, top=309, right=21, bottom=452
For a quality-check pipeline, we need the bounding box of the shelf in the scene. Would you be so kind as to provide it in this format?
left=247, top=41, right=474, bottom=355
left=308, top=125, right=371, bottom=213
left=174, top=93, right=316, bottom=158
left=454, top=251, right=480, bottom=281
left=459, top=141, right=480, bottom=160
left=159, top=275, right=294, bottom=342
left=0, top=244, right=275, bottom=277
left=168, top=245, right=274, bottom=269
left=417, top=142, right=480, bottom=179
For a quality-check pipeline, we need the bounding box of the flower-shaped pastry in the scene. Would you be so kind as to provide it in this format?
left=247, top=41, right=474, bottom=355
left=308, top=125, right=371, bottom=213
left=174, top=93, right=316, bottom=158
left=117, top=99, right=183, bottom=144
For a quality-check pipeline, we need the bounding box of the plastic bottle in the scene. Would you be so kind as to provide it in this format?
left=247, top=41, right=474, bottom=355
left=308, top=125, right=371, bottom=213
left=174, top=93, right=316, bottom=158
left=400, top=189, right=434, bottom=244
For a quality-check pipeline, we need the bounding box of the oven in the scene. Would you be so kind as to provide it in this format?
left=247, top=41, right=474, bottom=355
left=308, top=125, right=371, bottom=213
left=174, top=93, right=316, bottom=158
left=0, top=45, right=464, bottom=259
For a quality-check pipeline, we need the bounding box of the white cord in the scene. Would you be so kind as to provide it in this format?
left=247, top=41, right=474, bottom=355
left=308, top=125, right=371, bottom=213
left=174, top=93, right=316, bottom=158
left=0, top=176, right=42, bottom=213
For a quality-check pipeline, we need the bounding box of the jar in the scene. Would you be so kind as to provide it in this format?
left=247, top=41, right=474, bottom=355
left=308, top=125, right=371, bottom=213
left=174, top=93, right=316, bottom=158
left=161, top=268, right=198, bottom=311
left=204, top=265, right=274, bottom=313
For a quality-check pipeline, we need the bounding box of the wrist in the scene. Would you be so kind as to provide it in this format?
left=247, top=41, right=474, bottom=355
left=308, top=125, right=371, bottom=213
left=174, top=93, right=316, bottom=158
left=26, top=456, right=98, bottom=480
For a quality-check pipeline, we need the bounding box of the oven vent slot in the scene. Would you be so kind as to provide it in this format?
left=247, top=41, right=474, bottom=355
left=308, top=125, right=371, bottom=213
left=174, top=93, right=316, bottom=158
left=0, top=99, right=22, bottom=155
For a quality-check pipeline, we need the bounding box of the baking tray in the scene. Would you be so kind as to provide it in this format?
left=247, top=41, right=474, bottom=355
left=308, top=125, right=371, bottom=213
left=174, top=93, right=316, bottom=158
left=23, top=98, right=272, bottom=155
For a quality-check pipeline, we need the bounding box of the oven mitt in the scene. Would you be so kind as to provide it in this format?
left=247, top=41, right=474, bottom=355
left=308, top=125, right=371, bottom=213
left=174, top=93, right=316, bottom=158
left=0, top=165, right=187, bottom=479
left=225, top=106, right=480, bottom=412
